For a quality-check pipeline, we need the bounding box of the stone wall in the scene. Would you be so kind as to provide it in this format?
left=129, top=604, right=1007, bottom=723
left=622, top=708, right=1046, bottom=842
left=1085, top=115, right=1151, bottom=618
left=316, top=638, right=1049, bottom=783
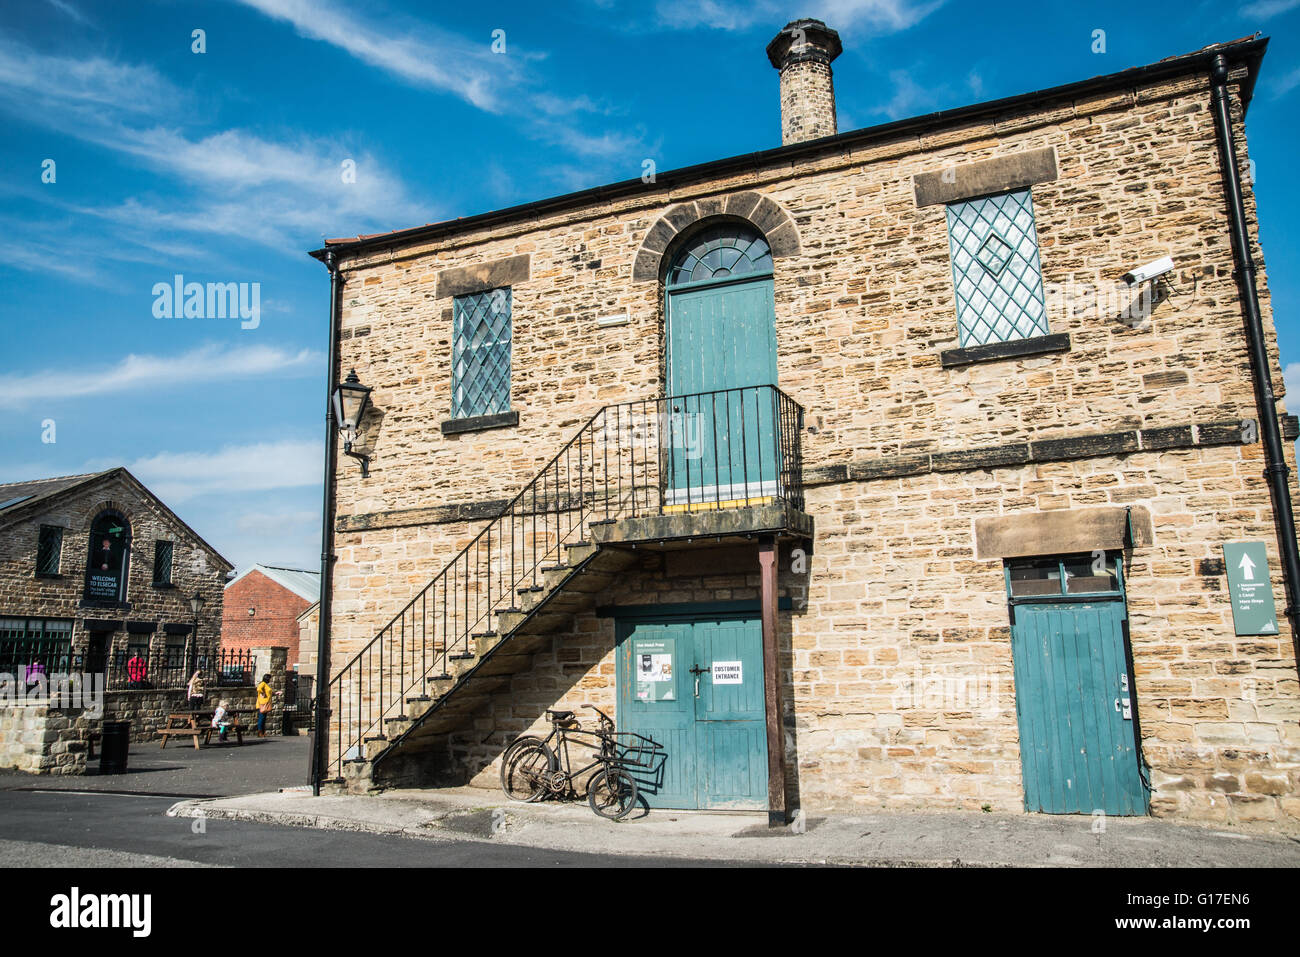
left=323, top=60, right=1300, bottom=822
left=0, top=469, right=231, bottom=664
left=0, top=702, right=98, bottom=775
left=105, top=686, right=258, bottom=743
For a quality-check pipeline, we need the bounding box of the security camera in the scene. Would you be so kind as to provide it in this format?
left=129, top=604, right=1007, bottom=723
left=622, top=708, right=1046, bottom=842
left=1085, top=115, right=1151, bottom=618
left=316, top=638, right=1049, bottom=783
left=1123, top=256, right=1175, bottom=286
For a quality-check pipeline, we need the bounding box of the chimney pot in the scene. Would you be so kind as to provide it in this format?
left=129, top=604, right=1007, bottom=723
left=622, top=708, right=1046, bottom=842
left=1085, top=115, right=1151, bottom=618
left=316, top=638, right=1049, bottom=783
left=767, top=18, right=843, bottom=146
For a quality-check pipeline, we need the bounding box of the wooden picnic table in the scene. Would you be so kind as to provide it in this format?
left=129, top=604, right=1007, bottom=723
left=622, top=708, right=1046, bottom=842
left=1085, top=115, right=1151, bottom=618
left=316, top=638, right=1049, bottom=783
left=157, top=710, right=245, bottom=749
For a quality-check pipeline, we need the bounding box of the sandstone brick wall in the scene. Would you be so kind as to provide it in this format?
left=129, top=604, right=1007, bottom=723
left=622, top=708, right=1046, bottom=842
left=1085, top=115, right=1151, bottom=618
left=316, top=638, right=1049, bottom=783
left=221, top=570, right=311, bottom=662
left=104, top=685, right=259, bottom=742
left=324, top=64, right=1300, bottom=822
left=328, top=69, right=1283, bottom=520
left=0, top=471, right=231, bottom=664
left=779, top=58, right=837, bottom=145
left=0, top=702, right=98, bottom=775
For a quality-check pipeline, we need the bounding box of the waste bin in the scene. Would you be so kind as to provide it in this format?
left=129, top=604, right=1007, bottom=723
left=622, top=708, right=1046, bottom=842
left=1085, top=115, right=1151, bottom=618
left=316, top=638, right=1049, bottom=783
left=282, top=712, right=296, bottom=736
left=99, top=721, right=130, bottom=774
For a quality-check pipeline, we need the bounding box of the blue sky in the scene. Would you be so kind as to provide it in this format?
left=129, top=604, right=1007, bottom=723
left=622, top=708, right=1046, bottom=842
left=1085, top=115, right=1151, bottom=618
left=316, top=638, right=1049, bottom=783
left=2, top=0, right=1298, bottom=573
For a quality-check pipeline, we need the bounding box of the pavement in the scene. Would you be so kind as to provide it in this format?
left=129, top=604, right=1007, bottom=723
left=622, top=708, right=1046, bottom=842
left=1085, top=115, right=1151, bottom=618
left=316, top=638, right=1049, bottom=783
left=167, top=785, right=1300, bottom=868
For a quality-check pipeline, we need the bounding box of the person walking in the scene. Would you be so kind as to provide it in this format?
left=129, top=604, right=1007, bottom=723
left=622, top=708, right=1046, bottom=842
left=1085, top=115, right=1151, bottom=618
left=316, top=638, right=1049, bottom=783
left=186, top=670, right=206, bottom=712
left=255, top=674, right=276, bottom=737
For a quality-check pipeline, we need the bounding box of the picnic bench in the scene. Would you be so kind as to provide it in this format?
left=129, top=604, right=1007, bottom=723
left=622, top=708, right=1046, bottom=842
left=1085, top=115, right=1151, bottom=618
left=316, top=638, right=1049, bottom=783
left=157, top=711, right=245, bottom=749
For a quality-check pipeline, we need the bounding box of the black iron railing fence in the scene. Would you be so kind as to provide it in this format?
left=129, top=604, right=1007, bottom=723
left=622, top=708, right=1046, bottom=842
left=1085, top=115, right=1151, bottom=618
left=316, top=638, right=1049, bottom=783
left=326, top=385, right=804, bottom=777
left=0, top=645, right=257, bottom=690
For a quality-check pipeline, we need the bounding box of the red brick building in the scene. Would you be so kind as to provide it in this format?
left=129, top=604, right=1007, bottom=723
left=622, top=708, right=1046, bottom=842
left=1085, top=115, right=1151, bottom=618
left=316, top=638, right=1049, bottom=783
left=220, top=564, right=319, bottom=667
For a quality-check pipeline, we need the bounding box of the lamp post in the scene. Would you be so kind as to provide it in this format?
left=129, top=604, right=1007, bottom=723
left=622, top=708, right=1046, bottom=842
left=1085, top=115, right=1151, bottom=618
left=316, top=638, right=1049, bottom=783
left=188, top=589, right=205, bottom=681
left=332, top=369, right=373, bottom=477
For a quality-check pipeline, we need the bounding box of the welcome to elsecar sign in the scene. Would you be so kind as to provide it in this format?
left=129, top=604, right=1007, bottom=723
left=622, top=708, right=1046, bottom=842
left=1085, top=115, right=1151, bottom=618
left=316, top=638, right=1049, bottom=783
left=1222, top=542, right=1279, bottom=636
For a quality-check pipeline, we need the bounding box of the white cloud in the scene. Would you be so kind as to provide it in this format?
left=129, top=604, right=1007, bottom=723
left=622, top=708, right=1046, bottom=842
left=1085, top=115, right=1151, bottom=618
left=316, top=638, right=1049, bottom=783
left=45, top=0, right=90, bottom=24
left=1, top=344, right=322, bottom=408
left=1270, top=65, right=1300, bottom=100
left=1285, top=363, right=1300, bottom=407
left=0, top=39, right=433, bottom=257
left=0, top=37, right=180, bottom=117
left=231, top=0, right=656, bottom=165
left=222, top=508, right=321, bottom=572
left=1240, top=0, right=1300, bottom=18
left=231, top=0, right=516, bottom=111
left=871, top=69, right=939, bottom=120
left=123, top=439, right=324, bottom=502
left=653, top=0, right=944, bottom=32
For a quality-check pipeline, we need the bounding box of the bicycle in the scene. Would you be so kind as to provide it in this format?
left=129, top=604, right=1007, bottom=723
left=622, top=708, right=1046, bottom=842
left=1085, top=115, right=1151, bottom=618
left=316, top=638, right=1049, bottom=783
left=499, top=704, right=644, bottom=820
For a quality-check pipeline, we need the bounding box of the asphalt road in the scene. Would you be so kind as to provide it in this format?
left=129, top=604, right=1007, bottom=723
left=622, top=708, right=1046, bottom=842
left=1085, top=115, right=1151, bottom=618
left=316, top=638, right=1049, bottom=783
left=0, top=738, right=732, bottom=867
left=0, top=788, right=732, bottom=867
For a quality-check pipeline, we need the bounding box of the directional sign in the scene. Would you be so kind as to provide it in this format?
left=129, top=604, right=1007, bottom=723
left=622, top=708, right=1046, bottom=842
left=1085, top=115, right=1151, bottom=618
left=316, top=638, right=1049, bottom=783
left=1222, top=542, right=1279, bottom=636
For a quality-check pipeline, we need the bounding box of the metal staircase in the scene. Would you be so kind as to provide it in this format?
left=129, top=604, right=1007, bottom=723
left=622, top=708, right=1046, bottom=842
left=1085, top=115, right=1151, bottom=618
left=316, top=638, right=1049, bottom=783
left=323, top=385, right=806, bottom=790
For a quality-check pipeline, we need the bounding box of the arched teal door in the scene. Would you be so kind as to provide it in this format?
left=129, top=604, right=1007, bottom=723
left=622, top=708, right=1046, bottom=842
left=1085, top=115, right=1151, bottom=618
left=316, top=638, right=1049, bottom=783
left=665, top=224, right=779, bottom=504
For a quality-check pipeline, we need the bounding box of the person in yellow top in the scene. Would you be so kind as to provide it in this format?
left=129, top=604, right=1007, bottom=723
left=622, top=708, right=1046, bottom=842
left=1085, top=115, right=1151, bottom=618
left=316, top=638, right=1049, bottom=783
left=256, top=674, right=277, bottom=737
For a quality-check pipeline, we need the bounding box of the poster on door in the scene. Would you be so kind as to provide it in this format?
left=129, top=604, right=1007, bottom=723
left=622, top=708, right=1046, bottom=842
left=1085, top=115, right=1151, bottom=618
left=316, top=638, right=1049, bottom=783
left=634, top=638, right=675, bottom=702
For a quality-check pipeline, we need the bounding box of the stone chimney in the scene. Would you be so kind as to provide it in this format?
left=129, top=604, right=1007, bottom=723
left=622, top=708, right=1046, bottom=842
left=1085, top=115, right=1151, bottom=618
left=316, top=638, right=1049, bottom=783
left=766, top=18, right=843, bottom=146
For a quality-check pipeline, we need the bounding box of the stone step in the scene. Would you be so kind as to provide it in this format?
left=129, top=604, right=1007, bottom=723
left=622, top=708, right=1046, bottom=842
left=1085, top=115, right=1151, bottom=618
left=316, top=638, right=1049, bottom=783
left=496, top=610, right=527, bottom=634
left=474, top=632, right=504, bottom=656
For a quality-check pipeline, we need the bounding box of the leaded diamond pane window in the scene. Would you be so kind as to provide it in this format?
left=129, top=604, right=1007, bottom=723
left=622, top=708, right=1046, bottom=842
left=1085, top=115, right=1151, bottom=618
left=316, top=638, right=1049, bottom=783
left=452, top=289, right=512, bottom=419
left=154, top=540, right=174, bottom=586
left=946, top=189, right=1050, bottom=347
left=36, top=525, right=62, bottom=577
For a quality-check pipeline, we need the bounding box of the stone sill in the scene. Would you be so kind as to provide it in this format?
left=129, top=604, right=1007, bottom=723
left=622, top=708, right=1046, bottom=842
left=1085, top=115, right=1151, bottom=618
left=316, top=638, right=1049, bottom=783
left=440, top=410, right=519, bottom=435
left=940, top=332, right=1071, bottom=368
left=34, top=573, right=63, bottom=581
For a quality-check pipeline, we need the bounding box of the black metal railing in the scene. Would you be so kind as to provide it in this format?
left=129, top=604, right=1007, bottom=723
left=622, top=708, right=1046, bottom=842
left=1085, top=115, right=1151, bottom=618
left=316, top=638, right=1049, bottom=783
left=326, top=385, right=804, bottom=777
left=1, top=644, right=258, bottom=691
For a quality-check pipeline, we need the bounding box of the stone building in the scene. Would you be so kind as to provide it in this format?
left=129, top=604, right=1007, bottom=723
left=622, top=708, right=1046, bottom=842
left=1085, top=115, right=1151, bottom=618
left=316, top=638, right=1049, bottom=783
left=0, top=468, right=231, bottom=680
left=309, top=24, right=1300, bottom=825
left=221, top=563, right=319, bottom=666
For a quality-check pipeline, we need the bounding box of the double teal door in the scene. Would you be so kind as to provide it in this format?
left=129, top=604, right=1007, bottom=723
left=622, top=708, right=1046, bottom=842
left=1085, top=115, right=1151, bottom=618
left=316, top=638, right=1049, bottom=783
left=616, top=612, right=768, bottom=809
left=1011, top=599, right=1148, bottom=815
left=666, top=277, right=779, bottom=502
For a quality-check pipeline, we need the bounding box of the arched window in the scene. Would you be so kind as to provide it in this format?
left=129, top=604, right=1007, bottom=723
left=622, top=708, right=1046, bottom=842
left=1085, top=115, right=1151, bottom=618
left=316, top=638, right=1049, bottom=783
left=84, top=510, right=131, bottom=604
left=665, top=223, right=773, bottom=288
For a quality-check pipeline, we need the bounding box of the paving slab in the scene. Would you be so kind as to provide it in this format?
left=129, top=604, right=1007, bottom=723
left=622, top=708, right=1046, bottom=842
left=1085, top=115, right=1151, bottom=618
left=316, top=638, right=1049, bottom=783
left=166, top=786, right=1300, bottom=867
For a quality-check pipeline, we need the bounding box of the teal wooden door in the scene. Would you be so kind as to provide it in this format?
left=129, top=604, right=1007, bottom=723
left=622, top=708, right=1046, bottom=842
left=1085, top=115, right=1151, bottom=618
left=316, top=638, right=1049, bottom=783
left=617, top=612, right=768, bottom=809
left=1011, top=600, right=1148, bottom=815
left=666, top=278, right=779, bottom=502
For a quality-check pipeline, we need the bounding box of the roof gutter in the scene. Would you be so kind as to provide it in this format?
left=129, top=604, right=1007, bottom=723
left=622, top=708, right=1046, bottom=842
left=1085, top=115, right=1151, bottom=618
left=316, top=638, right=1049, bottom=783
left=309, top=37, right=1266, bottom=262
left=1208, top=52, right=1300, bottom=675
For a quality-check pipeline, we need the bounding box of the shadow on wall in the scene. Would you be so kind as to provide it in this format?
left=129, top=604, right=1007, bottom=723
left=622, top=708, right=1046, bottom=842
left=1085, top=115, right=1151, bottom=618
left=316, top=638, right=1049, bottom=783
left=369, top=545, right=811, bottom=817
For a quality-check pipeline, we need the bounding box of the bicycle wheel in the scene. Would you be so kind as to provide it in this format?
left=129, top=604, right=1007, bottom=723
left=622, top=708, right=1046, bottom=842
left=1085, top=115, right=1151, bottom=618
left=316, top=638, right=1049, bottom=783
left=499, top=735, right=546, bottom=794
left=502, top=742, right=554, bottom=802
left=587, top=766, right=638, bottom=820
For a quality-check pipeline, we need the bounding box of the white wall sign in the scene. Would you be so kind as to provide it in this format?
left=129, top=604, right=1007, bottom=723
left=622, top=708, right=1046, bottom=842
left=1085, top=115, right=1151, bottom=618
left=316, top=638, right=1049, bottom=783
left=712, top=661, right=742, bottom=684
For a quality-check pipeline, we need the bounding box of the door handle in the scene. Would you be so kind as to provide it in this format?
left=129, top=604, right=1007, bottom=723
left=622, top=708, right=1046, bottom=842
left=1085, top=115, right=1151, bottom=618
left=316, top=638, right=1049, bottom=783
left=1115, top=697, right=1132, bottom=719
left=694, top=677, right=700, bottom=698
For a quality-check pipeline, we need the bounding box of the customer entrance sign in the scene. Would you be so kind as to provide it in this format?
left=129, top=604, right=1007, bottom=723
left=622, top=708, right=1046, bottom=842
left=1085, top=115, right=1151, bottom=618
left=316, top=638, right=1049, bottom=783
left=1222, top=542, right=1279, bottom=636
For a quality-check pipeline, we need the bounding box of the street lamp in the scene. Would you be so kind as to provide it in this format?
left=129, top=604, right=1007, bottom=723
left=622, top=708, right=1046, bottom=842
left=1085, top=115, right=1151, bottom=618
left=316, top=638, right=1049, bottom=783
left=188, top=589, right=205, bottom=681
left=332, top=369, right=373, bottom=477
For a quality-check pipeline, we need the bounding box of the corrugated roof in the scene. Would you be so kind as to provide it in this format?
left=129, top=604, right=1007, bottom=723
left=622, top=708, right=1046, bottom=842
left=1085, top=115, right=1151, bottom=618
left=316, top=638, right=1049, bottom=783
left=227, top=563, right=321, bottom=602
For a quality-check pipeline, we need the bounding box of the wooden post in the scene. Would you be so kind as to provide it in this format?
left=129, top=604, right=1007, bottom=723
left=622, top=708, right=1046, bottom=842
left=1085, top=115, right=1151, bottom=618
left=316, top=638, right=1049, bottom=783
left=759, top=536, right=786, bottom=826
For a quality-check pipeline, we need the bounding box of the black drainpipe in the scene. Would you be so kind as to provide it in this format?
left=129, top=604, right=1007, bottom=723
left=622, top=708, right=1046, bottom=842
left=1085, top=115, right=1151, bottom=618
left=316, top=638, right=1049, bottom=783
left=1209, top=53, right=1300, bottom=670
left=309, top=249, right=342, bottom=794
